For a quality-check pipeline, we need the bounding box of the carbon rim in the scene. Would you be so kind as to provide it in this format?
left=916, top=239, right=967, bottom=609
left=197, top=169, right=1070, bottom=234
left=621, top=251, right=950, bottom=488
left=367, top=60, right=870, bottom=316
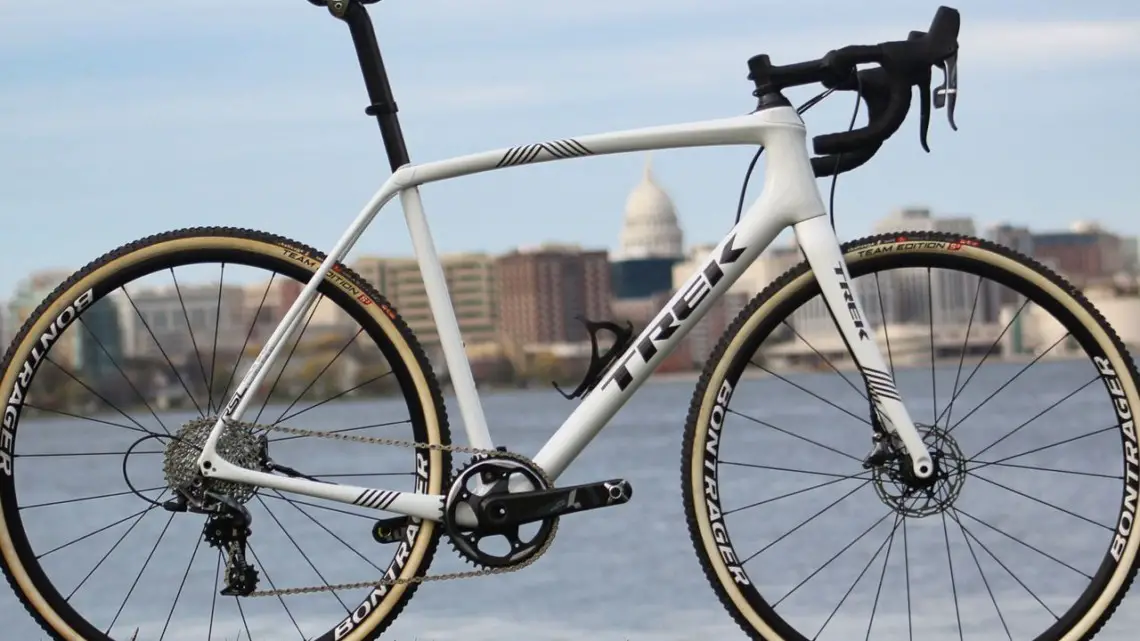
left=686, top=234, right=1140, bottom=641
left=0, top=229, right=448, bottom=641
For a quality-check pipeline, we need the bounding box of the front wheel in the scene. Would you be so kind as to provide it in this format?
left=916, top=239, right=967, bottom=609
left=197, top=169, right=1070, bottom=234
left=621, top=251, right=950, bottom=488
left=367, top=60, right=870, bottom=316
left=683, top=231, right=1140, bottom=641
left=0, top=227, right=451, bottom=641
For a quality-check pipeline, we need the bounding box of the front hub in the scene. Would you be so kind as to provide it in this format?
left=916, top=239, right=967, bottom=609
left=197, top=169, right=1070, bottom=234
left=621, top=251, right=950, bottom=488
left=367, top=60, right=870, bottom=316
left=871, top=424, right=966, bottom=518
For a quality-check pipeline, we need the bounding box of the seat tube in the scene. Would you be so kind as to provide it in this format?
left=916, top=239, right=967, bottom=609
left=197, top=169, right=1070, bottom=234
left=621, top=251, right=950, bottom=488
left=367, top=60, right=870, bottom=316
left=401, top=187, right=494, bottom=451
left=792, top=214, right=934, bottom=477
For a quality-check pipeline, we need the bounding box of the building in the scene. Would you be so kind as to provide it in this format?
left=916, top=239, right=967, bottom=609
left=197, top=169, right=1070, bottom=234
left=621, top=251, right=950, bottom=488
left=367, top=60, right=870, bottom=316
left=120, top=282, right=251, bottom=363
left=496, top=244, right=611, bottom=346
left=75, top=295, right=125, bottom=381
left=0, top=302, right=10, bottom=350
left=1030, top=221, right=1125, bottom=288
left=672, top=242, right=802, bottom=300
left=988, top=223, right=1034, bottom=257
left=352, top=253, right=498, bottom=348
left=9, top=270, right=78, bottom=365
left=762, top=208, right=1000, bottom=366
left=610, top=155, right=684, bottom=300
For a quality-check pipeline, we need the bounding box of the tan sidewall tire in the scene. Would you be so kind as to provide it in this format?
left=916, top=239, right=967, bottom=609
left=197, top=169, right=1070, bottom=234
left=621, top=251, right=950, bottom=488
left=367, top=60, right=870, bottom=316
left=0, top=228, right=449, bottom=641
left=684, top=232, right=1140, bottom=641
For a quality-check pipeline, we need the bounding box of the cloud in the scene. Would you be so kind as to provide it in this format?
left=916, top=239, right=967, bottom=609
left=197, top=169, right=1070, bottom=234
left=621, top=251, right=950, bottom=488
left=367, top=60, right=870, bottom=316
left=1, top=14, right=1138, bottom=140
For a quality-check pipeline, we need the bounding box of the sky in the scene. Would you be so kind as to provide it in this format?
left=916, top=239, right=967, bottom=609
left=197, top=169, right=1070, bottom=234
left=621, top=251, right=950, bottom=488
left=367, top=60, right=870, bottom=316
left=1, top=0, right=1139, bottom=300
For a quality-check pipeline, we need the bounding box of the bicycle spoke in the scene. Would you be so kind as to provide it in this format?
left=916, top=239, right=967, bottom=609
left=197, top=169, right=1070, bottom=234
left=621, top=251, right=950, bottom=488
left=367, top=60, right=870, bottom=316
left=170, top=268, right=213, bottom=416
left=121, top=285, right=204, bottom=416
left=955, top=506, right=1090, bottom=578
left=247, top=543, right=307, bottom=640
left=42, top=358, right=152, bottom=435
left=220, top=272, right=275, bottom=414
left=36, top=501, right=163, bottom=559
left=951, top=508, right=1060, bottom=619
left=106, top=510, right=176, bottom=633
left=813, top=514, right=902, bottom=640
left=268, top=418, right=412, bottom=443
left=939, top=297, right=1031, bottom=418
left=948, top=509, right=1013, bottom=641
left=256, top=496, right=350, bottom=612
left=234, top=593, right=254, bottom=641
left=275, top=371, right=394, bottom=425
left=207, top=263, right=228, bottom=416
left=309, top=471, right=414, bottom=479
left=270, top=489, right=387, bottom=574
left=968, top=425, right=1117, bottom=470
left=208, top=552, right=222, bottom=641
left=76, top=317, right=172, bottom=435
left=253, top=294, right=323, bottom=425
left=969, top=377, right=1099, bottom=460
left=781, top=320, right=865, bottom=399
left=968, top=459, right=1122, bottom=480
left=864, top=512, right=904, bottom=641
left=928, top=268, right=938, bottom=426
left=739, top=480, right=872, bottom=565
left=725, top=472, right=871, bottom=517
left=158, top=532, right=204, bottom=641
left=273, top=328, right=364, bottom=425
left=720, top=460, right=867, bottom=479
left=23, top=403, right=145, bottom=436
left=940, top=510, right=965, bottom=641
left=18, top=450, right=164, bottom=458
left=903, top=516, right=913, bottom=641
left=773, top=508, right=894, bottom=607
left=261, top=492, right=378, bottom=521
left=970, top=472, right=1111, bottom=531
left=943, top=331, right=1070, bottom=435
left=727, top=409, right=863, bottom=463
left=749, top=361, right=872, bottom=426
left=65, top=491, right=166, bottom=600
left=941, top=273, right=983, bottom=429
left=22, top=485, right=165, bottom=511
left=874, top=272, right=896, bottom=378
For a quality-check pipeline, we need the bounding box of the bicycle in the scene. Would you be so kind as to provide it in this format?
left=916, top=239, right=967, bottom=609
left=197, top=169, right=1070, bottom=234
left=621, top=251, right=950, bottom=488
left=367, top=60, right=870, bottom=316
left=2, top=2, right=1138, bottom=640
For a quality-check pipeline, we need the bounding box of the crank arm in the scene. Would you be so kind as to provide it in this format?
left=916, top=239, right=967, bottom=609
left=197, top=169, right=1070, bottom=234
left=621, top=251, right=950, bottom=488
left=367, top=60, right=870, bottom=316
left=479, top=479, right=633, bottom=529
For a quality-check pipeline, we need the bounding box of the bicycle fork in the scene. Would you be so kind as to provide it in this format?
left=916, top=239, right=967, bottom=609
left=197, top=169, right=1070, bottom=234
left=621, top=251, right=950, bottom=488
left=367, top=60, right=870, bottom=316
left=792, top=215, right=935, bottom=479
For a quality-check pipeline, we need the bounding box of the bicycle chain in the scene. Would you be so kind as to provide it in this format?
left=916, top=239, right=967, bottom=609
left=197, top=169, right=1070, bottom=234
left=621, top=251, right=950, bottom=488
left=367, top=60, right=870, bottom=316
left=233, top=421, right=557, bottom=598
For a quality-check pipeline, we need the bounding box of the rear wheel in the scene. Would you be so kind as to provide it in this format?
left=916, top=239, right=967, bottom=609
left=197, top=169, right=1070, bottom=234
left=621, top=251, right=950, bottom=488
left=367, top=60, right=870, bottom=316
left=0, top=227, right=451, bottom=641
left=683, top=231, right=1140, bottom=641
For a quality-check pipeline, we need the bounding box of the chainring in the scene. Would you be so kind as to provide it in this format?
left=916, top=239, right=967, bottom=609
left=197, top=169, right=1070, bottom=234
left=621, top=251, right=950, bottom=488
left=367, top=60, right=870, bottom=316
left=443, top=455, right=558, bottom=569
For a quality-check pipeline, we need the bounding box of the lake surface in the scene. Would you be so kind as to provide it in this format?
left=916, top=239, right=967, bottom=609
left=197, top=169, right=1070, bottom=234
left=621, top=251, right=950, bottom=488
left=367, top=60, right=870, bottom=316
left=3, top=360, right=1140, bottom=640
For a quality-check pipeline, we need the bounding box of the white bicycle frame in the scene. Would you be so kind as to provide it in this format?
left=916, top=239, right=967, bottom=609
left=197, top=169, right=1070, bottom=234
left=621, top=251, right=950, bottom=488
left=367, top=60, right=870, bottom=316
left=195, top=104, right=934, bottom=525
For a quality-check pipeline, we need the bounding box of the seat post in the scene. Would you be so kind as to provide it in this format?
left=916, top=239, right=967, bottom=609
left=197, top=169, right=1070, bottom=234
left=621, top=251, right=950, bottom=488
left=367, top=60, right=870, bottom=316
left=330, top=0, right=411, bottom=171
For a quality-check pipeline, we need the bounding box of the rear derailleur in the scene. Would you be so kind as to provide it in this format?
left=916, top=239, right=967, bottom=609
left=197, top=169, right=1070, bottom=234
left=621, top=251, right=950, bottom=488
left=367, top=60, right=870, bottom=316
left=201, top=496, right=260, bottom=597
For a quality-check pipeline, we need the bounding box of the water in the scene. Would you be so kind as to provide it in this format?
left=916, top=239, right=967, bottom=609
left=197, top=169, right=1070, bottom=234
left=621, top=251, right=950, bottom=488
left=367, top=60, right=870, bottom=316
left=3, top=362, right=1140, bottom=640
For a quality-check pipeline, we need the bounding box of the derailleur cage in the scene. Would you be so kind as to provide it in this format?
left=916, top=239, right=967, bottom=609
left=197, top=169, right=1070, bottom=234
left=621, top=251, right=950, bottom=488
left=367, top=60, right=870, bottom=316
left=202, top=499, right=260, bottom=597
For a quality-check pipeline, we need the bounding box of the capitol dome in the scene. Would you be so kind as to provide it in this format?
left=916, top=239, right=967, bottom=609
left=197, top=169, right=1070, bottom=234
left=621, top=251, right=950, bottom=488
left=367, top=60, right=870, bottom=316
left=617, top=154, right=684, bottom=260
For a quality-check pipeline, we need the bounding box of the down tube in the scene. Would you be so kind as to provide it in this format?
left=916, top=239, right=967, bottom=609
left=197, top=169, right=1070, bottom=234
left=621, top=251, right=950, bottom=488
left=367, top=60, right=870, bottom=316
left=532, top=216, right=788, bottom=481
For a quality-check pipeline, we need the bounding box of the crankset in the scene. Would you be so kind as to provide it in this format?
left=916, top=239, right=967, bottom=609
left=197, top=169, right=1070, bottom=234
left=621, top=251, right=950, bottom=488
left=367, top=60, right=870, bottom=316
left=477, top=478, right=633, bottom=530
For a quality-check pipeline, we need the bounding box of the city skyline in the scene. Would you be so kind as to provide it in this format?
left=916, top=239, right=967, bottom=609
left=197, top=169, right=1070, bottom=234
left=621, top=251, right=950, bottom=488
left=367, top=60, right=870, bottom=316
left=2, top=1, right=1139, bottom=301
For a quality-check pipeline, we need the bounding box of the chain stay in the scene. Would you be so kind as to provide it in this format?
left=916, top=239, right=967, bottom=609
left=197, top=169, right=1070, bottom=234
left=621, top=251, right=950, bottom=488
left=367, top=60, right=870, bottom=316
left=234, top=421, right=557, bottom=597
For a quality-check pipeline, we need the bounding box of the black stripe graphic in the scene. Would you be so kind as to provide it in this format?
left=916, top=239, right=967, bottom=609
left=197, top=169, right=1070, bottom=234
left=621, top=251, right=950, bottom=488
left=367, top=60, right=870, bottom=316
left=377, top=491, right=398, bottom=510
left=522, top=144, right=544, bottom=163
left=354, top=489, right=399, bottom=510
left=353, top=489, right=376, bottom=507
left=495, top=138, right=594, bottom=167
left=862, top=367, right=902, bottom=401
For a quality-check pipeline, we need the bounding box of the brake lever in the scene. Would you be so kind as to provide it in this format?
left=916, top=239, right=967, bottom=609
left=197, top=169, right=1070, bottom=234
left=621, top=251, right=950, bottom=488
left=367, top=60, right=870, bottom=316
left=904, top=30, right=935, bottom=153
left=917, top=67, right=933, bottom=153
left=934, top=52, right=958, bottom=131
